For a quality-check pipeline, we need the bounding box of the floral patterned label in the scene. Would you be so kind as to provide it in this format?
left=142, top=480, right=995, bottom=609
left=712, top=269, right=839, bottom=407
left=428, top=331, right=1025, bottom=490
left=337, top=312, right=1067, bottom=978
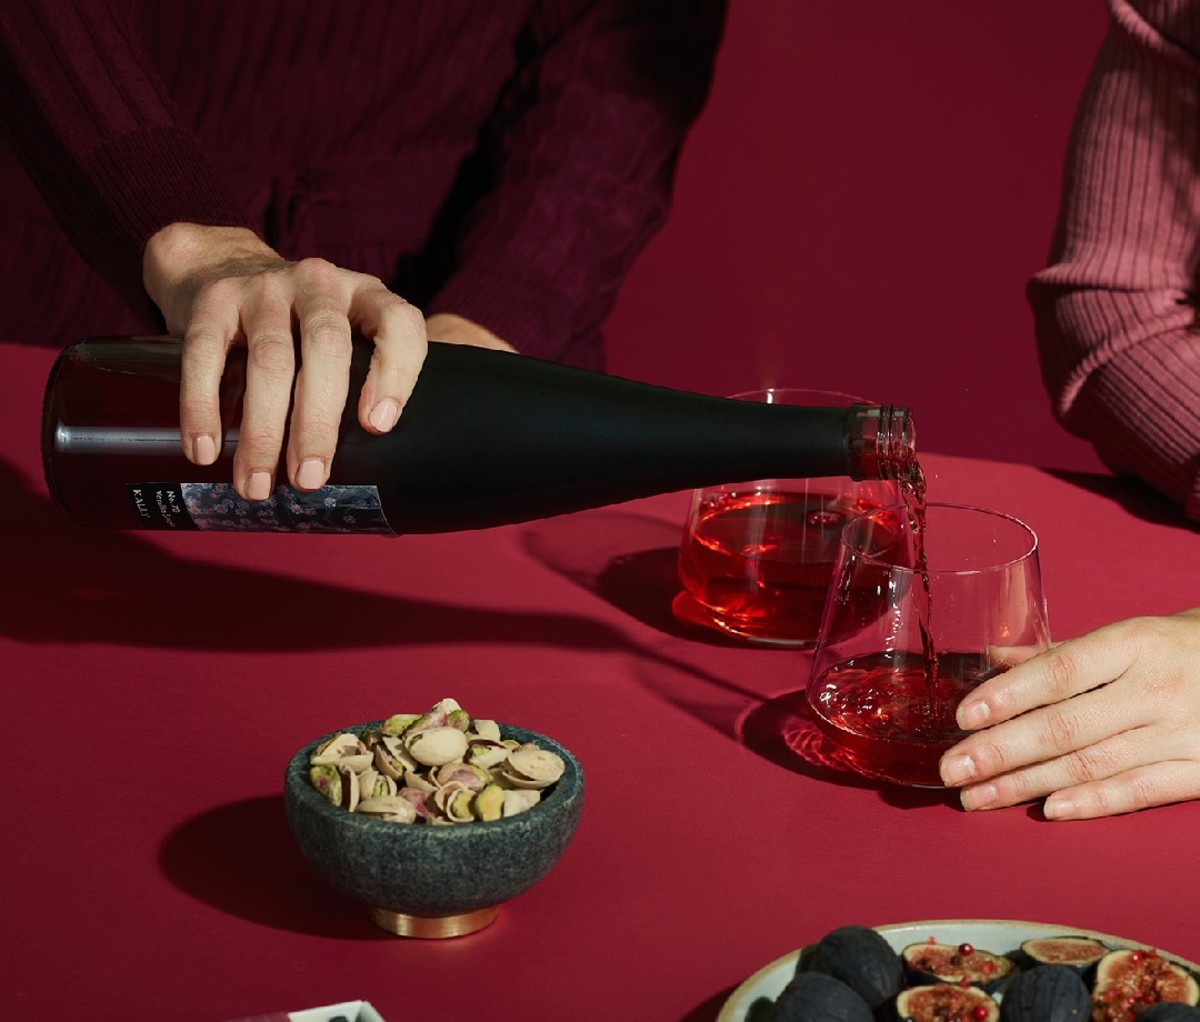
left=125, top=482, right=393, bottom=533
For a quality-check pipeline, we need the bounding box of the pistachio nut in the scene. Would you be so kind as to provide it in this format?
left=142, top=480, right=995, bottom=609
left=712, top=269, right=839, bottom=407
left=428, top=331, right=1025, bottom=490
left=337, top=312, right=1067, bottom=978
left=405, top=726, right=469, bottom=767
left=306, top=697, right=564, bottom=826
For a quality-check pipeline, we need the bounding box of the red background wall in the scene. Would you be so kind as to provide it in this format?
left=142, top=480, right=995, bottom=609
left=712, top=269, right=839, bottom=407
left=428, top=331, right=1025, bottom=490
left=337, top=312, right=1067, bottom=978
left=604, top=1, right=1109, bottom=474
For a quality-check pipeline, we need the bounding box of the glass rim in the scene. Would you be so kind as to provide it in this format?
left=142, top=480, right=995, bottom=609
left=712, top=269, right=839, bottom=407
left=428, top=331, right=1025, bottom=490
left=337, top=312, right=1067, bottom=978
left=840, top=500, right=1040, bottom=576
left=727, top=386, right=874, bottom=405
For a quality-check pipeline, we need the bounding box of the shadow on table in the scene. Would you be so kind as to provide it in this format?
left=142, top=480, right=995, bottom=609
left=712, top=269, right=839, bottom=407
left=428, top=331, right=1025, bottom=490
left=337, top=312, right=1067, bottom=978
left=1, top=457, right=625, bottom=651
left=521, top=510, right=753, bottom=646
left=680, top=985, right=740, bottom=1022
left=736, top=689, right=959, bottom=810
left=523, top=511, right=956, bottom=810
left=159, top=796, right=388, bottom=939
left=1041, top=467, right=1194, bottom=530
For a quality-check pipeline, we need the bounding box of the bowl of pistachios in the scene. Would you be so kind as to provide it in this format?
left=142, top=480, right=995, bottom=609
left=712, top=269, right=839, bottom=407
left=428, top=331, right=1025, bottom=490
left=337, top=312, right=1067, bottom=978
left=284, top=697, right=584, bottom=939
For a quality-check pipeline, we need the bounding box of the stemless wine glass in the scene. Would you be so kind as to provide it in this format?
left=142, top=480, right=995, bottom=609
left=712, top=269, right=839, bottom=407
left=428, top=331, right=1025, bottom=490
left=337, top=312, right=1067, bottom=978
left=805, top=502, right=1050, bottom=787
left=677, top=388, right=900, bottom=646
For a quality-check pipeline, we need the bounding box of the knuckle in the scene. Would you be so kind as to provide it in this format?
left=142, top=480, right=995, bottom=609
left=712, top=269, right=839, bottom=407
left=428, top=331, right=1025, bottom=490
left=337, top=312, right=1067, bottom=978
left=1045, top=708, right=1084, bottom=755
left=247, top=333, right=296, bottom=376
left=1124, top=773, right=1163, bottom=812
left=1065, top=741, right=1122, bottom=784
left=178, top=396, right=217, bottom=426
left=965, top=737, right=1008, bottom=778
left=302, top=310, right=352, bottom=352
left=377, top=295, right=424, bottom=336
left=236, top=425, right=284, bottom=463
left=1041, top=647, right=1082, bottom=701
left=294, top=418, right=340, bottom=453
left=295, top=257, right=340, bottom=290
left=989, top=773, right=1032, bottom=806
left=182, top=326, right=225, bottom=355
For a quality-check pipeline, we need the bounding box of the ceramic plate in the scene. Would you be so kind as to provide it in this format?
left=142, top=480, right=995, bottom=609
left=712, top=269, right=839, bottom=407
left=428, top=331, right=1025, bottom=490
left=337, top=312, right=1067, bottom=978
left=718, top=919, right=1200, bottom=1021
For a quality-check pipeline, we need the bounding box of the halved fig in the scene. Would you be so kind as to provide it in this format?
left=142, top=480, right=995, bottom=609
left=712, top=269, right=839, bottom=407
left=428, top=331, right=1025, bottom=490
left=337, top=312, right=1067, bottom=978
left=771, top=970, right=873, bottom=1022
left=902, top=942, right=1016, bottom=992
left=801, top=925, right=905, bottom=1009
left=895, top=983, right=999, bottom=1022
left=1015, top=936, right=1108, bottom=973
left=999, top=965, right=1090, bottom=1021
left=1090, top=949, right=1200, bottom=1022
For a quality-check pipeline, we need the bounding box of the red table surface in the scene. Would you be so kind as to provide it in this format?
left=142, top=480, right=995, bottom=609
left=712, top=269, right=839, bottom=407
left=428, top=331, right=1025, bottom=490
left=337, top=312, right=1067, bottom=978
left=3, top=342, right=1199, bottom=1021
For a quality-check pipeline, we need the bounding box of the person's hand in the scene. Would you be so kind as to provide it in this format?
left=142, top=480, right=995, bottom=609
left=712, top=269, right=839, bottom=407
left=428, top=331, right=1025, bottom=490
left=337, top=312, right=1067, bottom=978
left=143, top=222, right=427, bottom=500
left=939, top=608, right=1200, bottom=820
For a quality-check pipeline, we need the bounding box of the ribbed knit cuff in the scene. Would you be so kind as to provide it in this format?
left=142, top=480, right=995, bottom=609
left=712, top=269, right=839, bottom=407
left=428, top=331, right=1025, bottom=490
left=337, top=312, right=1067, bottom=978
left=77, top=126, right=252, bottom=307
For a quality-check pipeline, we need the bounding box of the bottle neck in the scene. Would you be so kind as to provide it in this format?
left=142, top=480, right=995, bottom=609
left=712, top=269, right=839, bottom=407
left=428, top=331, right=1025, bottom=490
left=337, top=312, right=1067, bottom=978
left=846, top=404, right=917, bottom=481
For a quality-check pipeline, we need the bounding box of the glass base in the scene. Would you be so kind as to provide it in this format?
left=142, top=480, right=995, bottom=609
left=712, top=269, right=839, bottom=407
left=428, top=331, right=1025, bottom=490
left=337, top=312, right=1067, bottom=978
left=367, top=904, right=500, bottom=939
left=670, top=591, right=817, bottom=648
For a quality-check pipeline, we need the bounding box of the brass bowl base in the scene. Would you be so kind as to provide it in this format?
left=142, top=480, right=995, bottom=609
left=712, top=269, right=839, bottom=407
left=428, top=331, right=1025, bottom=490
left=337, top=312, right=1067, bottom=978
left=368, top=904, right=500, bottom=939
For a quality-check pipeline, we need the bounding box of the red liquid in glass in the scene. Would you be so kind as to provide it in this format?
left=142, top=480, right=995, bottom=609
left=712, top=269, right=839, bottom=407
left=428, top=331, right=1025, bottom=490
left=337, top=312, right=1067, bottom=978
left=808, top=650, right=993, bottom=787
left=678, top=490, right=881, bottom=643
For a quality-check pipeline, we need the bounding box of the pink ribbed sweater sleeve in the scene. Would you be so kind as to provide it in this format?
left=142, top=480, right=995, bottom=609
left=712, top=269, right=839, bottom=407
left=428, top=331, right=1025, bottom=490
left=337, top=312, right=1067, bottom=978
left=426, top=0, right=723, bottom=361
left=0, top=0, right=251, bottom=314
left=1029, top=0, right=1200, bottom=520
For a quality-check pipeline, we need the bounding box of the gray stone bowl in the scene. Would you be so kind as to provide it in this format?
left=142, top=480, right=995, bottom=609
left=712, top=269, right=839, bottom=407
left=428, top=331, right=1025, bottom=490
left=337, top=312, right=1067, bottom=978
left=284, top=721, right=583, bottom=935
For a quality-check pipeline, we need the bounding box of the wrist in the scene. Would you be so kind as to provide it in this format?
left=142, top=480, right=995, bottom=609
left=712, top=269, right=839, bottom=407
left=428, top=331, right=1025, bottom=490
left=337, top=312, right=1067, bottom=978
left=142, top=222, right=276, bottom=312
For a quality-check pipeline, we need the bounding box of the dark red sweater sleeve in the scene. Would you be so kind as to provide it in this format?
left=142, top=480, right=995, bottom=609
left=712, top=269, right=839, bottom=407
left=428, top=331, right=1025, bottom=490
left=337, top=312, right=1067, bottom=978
left=1028, top=0, right=1200, bottom=520
left=0, top=0, right=251, bottom=315
left=426, top=0, right=724, bottom=361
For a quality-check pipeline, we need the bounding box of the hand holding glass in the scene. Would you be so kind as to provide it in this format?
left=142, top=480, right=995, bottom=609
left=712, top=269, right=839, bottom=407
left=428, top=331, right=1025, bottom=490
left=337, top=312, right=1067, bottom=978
left=806, top=503, right=1050, bottom=787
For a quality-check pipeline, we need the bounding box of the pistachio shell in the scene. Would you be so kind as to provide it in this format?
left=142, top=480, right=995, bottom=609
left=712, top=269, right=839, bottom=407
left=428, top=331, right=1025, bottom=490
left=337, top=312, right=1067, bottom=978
left=403, top=767, right=437, bottom=794
left=431, top=780, right=470, bottom=818
left=406, top=709, right=448, bottom=735
left=357, top=768, right=397, bottom=800
left=433, top=761, right=490, bottom=791
left=310, top=732, right=369, bottom=768
left=405, top=726, right=469, bottom=766
left=501, top=789, right=541, bottom=817
left=306, top=699, right=561, bottom=826
left=373, top=737, right=419, bottom=780
left=472, top=719, right=501, bottom=742
left=336, top=766, right=360, bottom=812
left=373, top=744, right=401, bottom=781
left=398, top=787, right=431, bottom=820
left=357, top=796, right=417, bottom=823
left=501, top=746, right=565, bottom=789
left=467, top=740, right=510, bottom=770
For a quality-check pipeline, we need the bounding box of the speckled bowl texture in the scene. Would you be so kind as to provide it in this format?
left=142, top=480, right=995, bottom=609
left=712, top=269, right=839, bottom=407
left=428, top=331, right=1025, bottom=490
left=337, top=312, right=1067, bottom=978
left=284, top=722, right=584, bottom=917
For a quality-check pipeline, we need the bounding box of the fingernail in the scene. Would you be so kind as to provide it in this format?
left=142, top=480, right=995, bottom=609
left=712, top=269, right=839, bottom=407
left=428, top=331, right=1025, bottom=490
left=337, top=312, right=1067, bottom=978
left=296, top=458, right=327, bottom=490
left=369, top=398, right=400, bottom=433
left=961, top=783, right=997, bottom=811
left=193, top=434, right=218, bottom=465
left=940, top=754, right=976, bottom=786
left=958, top=700, right=990, bottom=729
left=1044, top=796, right=1075, bottom=820
left=246, top=471, right=273, bottom=501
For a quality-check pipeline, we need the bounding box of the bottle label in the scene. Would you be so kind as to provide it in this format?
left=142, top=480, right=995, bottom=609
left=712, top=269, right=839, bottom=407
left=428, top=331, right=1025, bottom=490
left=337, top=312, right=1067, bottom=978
left=126, top=482, right=393, bottom=534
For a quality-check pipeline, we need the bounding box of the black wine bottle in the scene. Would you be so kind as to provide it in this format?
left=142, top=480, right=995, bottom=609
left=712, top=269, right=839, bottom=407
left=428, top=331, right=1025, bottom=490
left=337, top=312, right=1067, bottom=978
left=41, top=337, right=916, bottom=534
